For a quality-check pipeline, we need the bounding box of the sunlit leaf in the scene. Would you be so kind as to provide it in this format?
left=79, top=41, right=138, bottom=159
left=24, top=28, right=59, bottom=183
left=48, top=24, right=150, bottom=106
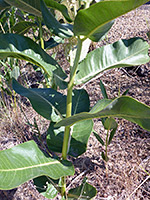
left=55, top=96, right=150, bottom=131
left=0, top=140, right=74, bottom=190
left=74, top=0, right=149, bottom=41
left=0, top=33, right=67, bottom=85
left=74, top=38, right=150, bottom=85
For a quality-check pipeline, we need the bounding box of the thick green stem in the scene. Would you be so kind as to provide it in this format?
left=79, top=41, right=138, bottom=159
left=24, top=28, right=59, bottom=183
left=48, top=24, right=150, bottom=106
left=62, top=38, right=82, bottom=159
left=61, top=38, right=82, bottom=197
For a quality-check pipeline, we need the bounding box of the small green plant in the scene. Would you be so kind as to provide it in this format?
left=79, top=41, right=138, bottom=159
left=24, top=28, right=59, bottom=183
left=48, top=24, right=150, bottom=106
left=0, top=0, right=150, bottom=199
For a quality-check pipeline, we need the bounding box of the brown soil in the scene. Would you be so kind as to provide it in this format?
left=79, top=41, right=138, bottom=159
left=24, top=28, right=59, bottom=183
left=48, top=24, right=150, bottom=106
left=0, top=5, right=150, bottom=200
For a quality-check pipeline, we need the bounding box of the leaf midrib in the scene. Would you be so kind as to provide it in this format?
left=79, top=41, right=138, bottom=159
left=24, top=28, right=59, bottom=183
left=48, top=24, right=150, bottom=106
left=0, top=160, right=60, bottom=172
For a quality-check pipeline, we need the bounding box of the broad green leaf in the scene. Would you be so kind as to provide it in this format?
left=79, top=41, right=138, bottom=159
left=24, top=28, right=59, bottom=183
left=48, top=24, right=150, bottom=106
left=5, top=0, right=41, bottom=16
left=11, top=21, right=37, bottom=35
left=75, top=38, right=150, bottom=85
left=73, top=0, right=149, bottom=41
left=55, top=96, right=150, bottom=131
left=0, top=33, right=67, bottom=84
left=40, top=0, right=73, bottom=38
left=72, top=89, right=90, bottom=114
left=0, top=140, right=74, bottom=190
left=0, top=0, right=10, bottom=10
left=12, top=79, right=66, bottom=121
left=33, top=176, right=59, bottom=199
left=44, top=0, right=72, bottom=22
left=68, top=177, right=97, bottom=199
left=47, top=122, right=64, bottom=152
left=13, top=79, right=90, bottom=121
left=47, top=120, right=93, bottom=157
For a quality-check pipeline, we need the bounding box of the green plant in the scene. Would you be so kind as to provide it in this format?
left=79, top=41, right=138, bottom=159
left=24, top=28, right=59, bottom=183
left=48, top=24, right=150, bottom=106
left=0, top=0, right=150, bottom=199
left=0, top=5, right=38, bottom=106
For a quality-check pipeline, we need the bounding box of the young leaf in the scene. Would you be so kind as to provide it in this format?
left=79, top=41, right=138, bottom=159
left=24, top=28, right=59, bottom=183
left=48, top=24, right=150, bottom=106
left=108, top=127, right=117, bottom=145
left=68, top=177, right=97, bottom=199
left=0, top=33, right=67, bottom=86
left=40, top=0, right=73, bottom=38
left=93, top=130, right=104, bottom=146
left=55, top=96, right=150, bottom=131
left=100, top=80, right=108, bottom=99
left=104, top=117, right=117, bottom=130
left=0, top=140, right=74, bottom=190
left=122, top=89, right=129, bottom=96
left=74, top=38, right=150, bottom=85
left=73, top=0, right=149, bottom=41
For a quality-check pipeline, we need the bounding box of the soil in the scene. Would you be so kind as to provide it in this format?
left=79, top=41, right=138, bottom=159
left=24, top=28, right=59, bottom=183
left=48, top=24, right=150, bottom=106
left=0, top=4, right=150, bottom=200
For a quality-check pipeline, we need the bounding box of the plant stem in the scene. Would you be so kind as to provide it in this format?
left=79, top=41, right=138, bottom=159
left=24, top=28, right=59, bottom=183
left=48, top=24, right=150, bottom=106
left=39, top=19, right=44, bottom=49
left=105, top=129, right=109, bottom=177
left=105, top=129, right=109, bottom=160
left=61, top=38, right=82, bottom=197
left=62, top=38, right=82, bottom=159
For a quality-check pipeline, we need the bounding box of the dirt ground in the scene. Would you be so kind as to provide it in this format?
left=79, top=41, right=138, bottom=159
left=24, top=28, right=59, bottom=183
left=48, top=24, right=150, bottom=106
left=0, top=5, right=150, bottom=200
